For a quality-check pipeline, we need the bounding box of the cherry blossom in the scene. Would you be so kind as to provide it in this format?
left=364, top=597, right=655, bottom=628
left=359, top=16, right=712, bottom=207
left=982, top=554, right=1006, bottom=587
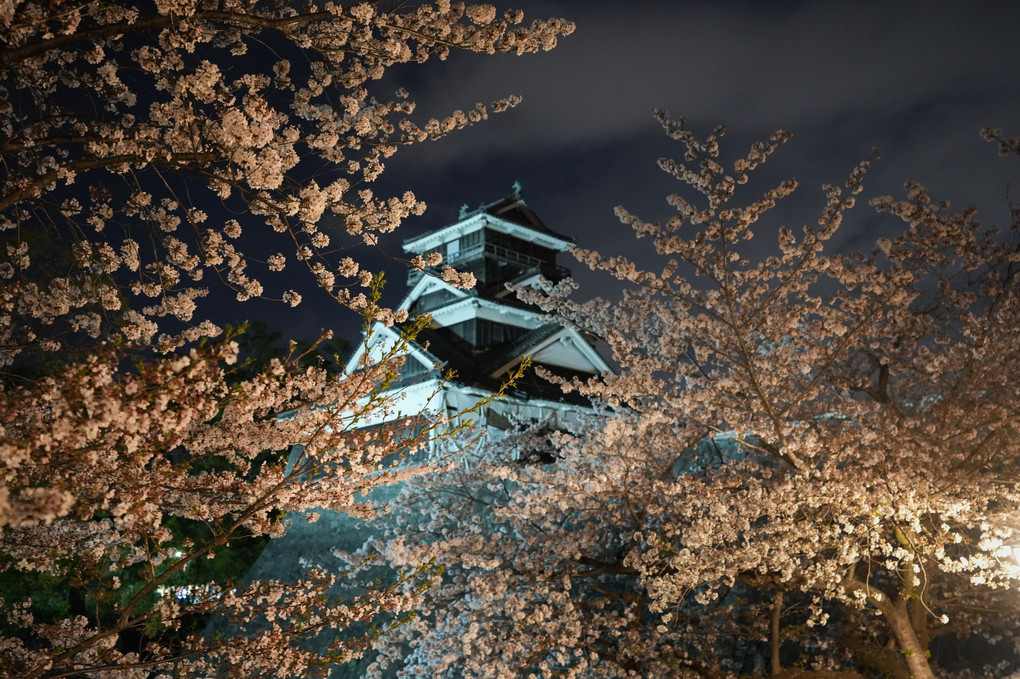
left=367, top=114, right=1020, bottom=678
left=0, top=1, right=572, bottom=675
left=1, top=0, right=573, bottom=360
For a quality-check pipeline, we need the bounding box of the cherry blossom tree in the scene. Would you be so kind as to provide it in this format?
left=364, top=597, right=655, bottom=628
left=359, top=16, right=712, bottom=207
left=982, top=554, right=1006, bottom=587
left=0, top=1, right=571, bottom=675
left=1, top=0, right=571, bottom=360
left=365, top=113, right=1020, bottom=678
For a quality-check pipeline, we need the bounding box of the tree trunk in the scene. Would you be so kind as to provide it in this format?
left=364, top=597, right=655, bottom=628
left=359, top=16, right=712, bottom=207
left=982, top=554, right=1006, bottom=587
left=771, top=591, right=783, bottom=676
left=884, top=602, right=936, bottom=679
left=843, top=573, right=936, bottom=679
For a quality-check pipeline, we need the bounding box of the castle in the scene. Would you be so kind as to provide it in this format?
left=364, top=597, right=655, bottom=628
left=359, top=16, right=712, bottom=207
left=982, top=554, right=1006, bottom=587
left=231, top=187, right=607, bottom=675
left=344, top=183, right=609, bottom=434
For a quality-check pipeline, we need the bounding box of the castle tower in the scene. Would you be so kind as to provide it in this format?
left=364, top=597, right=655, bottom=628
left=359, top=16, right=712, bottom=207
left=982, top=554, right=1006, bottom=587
left=345, top=184, right=609, bottom=413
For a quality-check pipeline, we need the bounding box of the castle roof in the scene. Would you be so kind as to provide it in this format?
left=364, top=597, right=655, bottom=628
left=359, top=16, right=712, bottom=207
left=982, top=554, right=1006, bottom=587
left=402, top=184, right=575, bottom=255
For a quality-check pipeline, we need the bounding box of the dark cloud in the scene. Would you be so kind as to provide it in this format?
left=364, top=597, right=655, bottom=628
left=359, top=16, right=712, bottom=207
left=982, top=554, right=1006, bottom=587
left=271, top=0, right=1020, bottom=341
left=398, top=1, right=1018, bottom=157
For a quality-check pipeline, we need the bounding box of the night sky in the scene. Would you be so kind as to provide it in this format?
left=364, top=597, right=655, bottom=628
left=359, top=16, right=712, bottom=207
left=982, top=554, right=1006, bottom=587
left=241, top=0, right=1020, bottom=346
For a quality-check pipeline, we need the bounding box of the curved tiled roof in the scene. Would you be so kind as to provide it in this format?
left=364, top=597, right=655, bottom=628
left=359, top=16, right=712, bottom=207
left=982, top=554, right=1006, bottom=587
left=463, top=186, right=575, bottom=244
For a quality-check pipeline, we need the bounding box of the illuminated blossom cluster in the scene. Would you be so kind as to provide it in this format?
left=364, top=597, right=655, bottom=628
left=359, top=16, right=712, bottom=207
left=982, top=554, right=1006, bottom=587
left=0, top=0, right=573, bottom=360
left=0, top=329, right=450, bottom=676
left=0, top=1, right=572, bottom=676
left=368, top=114, right=1020, bottom=678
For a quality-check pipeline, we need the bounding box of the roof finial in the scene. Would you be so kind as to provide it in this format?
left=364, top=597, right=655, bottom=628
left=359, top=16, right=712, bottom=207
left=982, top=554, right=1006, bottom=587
left=511, top=180, right=523, bottom=199
left=458, top=203, right=470, bottom=219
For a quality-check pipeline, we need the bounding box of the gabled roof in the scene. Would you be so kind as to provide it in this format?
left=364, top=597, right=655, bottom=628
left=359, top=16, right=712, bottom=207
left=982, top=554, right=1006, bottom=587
left=395, top=267, right=558, bottom=329
left=343, top=323, right=442, bottom=381
left=477, top=322, right=563, bottom=376
left=466, top=188, right=574, bottom=243
left=409, top=321, right=606, bottom=403
left=396, top=270, right=472, bottom=313
left=482, top=324, right=610, bottom=379
left=344, top=318, right=609, bottom=403
left=402, top=186, right=575, bottom=254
